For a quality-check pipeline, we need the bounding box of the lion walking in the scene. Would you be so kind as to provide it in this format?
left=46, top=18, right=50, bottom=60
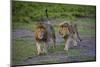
left=34, top=22, right=56, bottom=55
left=59, top=22, right=81, bottom=51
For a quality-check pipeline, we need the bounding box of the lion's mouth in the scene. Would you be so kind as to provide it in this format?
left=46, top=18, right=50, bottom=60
left=61, top=34, right=69, bottom=38
left=38, top=36, right=44, bottom=39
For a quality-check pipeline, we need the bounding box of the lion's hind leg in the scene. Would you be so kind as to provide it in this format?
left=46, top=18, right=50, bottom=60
left=72, top=34, right=78, bottom=47
left=73, top=39, right=77, bottom=47
left=64, top=37, right=71, bottom=51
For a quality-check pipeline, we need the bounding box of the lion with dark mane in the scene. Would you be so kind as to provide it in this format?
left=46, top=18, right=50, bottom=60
left=59, top=22, right=81, bottom=51
left=35, top=22, right=56, bottom=55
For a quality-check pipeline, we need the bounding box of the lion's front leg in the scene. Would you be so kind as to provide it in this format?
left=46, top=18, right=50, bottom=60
left=64, top=37, right=71, bottom=51
left=36, top=42, right=42, bottom=55
left=43, top=42, right=48, bottom=54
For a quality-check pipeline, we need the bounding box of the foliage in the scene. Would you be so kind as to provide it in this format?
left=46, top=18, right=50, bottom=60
left=12, top=1, right=96, bottom=23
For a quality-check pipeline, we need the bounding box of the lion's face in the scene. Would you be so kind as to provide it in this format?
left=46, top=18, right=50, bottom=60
left=59, top=24, right=70, bottom=38
left=35, top=23, right=47, bottom=41
left=37, top=28, right=46, bottom=39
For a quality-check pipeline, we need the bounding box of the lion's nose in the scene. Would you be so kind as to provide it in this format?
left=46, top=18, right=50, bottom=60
left=39, top=33, right=44, bottom=39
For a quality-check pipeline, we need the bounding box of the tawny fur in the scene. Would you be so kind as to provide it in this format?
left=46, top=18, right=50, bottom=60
left=35, top=22, right=56, bottom=55
left=59, top=22, right=81, bottom=51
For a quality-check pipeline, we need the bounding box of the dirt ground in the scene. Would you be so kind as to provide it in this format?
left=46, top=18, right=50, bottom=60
left=12, top=29, right=96, bottom=66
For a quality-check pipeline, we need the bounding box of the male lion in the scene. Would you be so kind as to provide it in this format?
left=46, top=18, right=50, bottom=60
left=59, top=22, right=81, bottom=51
left=35, top=22, right=56, bottom=55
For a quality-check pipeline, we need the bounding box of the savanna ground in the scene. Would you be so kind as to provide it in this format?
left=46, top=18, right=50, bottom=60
left=11, top=1, right=96, bottom=66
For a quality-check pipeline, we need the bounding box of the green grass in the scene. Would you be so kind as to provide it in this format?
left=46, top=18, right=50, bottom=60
left=12, top=37, right=65, bottom=65
left=12, top=38, right=37, bottom=64
left=79, top=28, right=95, bottom=35
left=48, top=43, right=65, bottom=53
left=12, top=22, right=37, bottom=31
left=78, top=18, right=96, bottom=36
left=12, top=1, right=96, bottom=22
left=78, top=18, right=96, bottom=25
